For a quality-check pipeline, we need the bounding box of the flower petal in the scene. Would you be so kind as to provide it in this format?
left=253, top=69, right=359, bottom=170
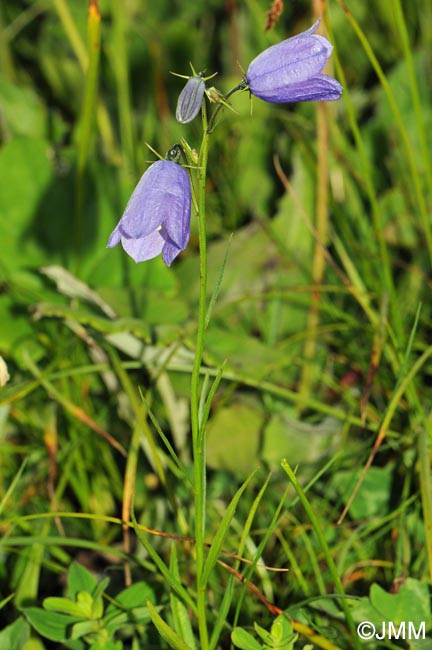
left=113, top=161, right=166, bottom=240
left=107, top=225, right=122, bottom=248
left=251, top=74, right=343, bottom=103
left=247, top=36, right=331, bottom=89
left=162, top=241, right=183, bottom=266
left=161, top=189, right=191, bottom=250
left=121, top=230, right=164, bottom=263
left=114, top=160, right=191, bottom=241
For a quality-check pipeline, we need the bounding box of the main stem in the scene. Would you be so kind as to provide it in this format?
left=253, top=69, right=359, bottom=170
left=191, top=104, right=210, bottom=649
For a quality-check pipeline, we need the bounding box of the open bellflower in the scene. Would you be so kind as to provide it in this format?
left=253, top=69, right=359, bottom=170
left=245, top=20, right=342, bottom=103
left=107, top=146, right=191, bottom=266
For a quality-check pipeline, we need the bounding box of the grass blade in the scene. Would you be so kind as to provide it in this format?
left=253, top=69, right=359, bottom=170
left=201, top=469, right=257, bottom=587
left=147, top=600, right=194, bottom=650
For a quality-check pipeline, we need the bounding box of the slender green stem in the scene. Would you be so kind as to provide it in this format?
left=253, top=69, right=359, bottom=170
left=191, top=103, right=210, bottom=650
left=206, top=81, right=246, bottom=133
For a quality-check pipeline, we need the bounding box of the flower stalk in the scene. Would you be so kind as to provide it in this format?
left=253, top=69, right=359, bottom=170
left=190, top=101, right=210, bottom=650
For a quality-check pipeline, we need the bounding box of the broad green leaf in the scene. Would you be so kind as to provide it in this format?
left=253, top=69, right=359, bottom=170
left=231, top=627, right=262, bottom=650
left=205, top=327, right=290, bottom=382
left=98, top=289, right=188, bottom=325
left=0, top=269, right=46, bottom=353
left=70, top=619, right=99, bottom=640
left=104, top=581, right=155, bottom=629
left=330, top=466, right=393, bottom=519
left=78, top=591, right=97, bottom=619
left=0, top=617, right=30, bottom=650
left=43, top=595, right=89, bottom=618
left=0, top=137, right=52, bottom=268
left=90, top=578, right=110, bottom=617
left=370, top=579, right=431, bottom=628
left=0, top=294, right=35, bottom=352
left=206, top=401, right=262, bottom=476
left=177, top=222, right=280, bottom=307
left=236, top=114, right=273, bottom=217
left=104, top=606, right=153, bottom=634
left=270, top=615, right=297, bottom=649
left=112, top=581, right=155, bottom=609
left=22, top=639, right=46, bottom=650
left=66, top=562, right=98, bottom=600
left=263, top=412, right=342, bottom=471
left=350, top=579, right=432, bottom=633
left=88, top=640, right=122, bottom=650
left=253, top=622, right=272, bottom=645
left=0, top=79, right=47, bottom=138
left=22, top=607, right=81, bottom=642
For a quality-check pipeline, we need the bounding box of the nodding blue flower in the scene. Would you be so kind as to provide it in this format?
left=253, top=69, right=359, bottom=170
left=176, top=74, right=206, bottom=123
left=245, top=20, right=342, bottom=103
left=107, top=145, right=191, bottom=267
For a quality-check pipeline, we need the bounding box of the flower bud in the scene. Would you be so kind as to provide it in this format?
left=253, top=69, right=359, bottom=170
left=176, top=74, right=206, bottom=123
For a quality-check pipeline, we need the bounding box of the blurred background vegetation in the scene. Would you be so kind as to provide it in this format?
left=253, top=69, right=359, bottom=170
left=1, top=0, right=432, bottom=648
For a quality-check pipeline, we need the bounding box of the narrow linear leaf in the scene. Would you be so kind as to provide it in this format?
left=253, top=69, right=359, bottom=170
left=202, top=469, right=257, bottom=586
left=147, top=600, right=194, bottom=650
left=210, top=474, right=272, bottom=650
left=130, top=509, right=197, bottom=616
left=170, top=545, right=197, bottom=650
left=0, top=458, right=28, bottom=517
left=205, top=234, right=232, bottom=329
left=0, top=617, right=30, bottom=650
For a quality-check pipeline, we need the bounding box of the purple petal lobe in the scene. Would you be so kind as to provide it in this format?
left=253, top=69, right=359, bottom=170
left=252, top=74, right=343, bottom=103
left=161, top=188, right=191, bottom=250
left=162, top=241, right=183, bottom=266
left=107, top=226, right=122, bottom=248
left=121, top=230, right=164, bottom=263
